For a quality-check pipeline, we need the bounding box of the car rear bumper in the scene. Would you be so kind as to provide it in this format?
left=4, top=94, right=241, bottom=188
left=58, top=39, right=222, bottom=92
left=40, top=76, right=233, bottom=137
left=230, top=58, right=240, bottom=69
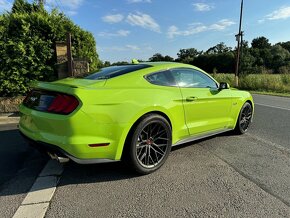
left=18, top=104, right=127, bottom=162
left=19, top=131, right=117, bottom=164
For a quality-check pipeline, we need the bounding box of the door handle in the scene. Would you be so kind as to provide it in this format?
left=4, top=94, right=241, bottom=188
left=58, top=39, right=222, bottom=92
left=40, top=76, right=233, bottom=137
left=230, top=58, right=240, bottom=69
left=186, top=96, right=197, bottom=102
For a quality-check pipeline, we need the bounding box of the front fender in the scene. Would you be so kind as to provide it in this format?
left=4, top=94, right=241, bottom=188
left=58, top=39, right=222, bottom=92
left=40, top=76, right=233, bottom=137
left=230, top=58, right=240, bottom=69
left=230, top=90, right=254, bottom=129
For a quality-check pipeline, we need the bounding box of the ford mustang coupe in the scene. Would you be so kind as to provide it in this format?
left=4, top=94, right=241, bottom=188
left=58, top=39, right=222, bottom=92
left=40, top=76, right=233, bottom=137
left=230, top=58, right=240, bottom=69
left=19, top=62, right=254, bottom=174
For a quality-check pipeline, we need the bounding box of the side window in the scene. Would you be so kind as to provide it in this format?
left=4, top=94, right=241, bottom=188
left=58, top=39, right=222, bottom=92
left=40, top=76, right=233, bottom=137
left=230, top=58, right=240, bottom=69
left=145, top=70, right=176, bottom=87
left=171, top=68, right=217, bottom=88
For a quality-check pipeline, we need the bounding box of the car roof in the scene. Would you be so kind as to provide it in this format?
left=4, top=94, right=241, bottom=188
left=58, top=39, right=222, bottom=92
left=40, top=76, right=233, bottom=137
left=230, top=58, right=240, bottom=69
left=85, top=61, right=201, bottom=81
left=139, top=61, right=193, bottom=68
left=97, top=61, right=218, bottom=87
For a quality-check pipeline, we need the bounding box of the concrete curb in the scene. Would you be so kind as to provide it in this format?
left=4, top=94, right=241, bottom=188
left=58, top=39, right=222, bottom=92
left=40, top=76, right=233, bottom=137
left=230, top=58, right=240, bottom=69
left=0, top=113, right=20, bottom=125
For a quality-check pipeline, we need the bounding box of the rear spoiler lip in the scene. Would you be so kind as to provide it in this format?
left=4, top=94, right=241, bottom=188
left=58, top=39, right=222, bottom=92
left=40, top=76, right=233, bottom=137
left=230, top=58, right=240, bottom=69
left=32, top=79, right=107, bottom=93
left=31, top=82, right=76, bottom=95
left=36, top=81, right=78, bottom=89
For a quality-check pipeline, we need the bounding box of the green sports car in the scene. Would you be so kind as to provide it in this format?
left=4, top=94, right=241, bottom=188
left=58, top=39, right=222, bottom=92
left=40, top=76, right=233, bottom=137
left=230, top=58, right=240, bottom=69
left=19, top=62, right=254, bottom=174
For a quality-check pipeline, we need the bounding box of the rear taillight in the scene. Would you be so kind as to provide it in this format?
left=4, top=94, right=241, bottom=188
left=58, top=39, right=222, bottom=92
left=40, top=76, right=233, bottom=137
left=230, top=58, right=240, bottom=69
left=23, top=90, right=79, bottom=115
left=47, top=94, right=79, bottom=114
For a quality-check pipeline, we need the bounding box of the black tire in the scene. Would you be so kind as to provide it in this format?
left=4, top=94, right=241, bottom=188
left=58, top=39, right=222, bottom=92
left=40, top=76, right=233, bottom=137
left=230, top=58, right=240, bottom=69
left=234, top=102, right=253, bottom=134
left=126, top=114, right=172, bottom=175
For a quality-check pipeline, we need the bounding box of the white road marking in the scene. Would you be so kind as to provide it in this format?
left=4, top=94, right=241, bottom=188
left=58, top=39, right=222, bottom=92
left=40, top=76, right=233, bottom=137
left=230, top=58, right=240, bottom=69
left=12, top=160, right=63, bottom=218
left=12, top=203, right=49, bottom=218
left=21, top=176, right=58, bottom=205
left=255, top=103, right=290, bottom=111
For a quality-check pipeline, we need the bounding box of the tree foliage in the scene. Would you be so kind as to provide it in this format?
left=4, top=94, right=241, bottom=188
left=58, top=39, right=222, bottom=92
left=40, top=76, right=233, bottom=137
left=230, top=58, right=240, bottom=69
left=176, top=48, right=201, bottom=64
left=0, top=0, right=100, bottom=97
left=206, top=42, right=232, bottom=54
left=149, top=53, right=174, bottom=62
left=251, top=36, right=271, bottom=49
left=147, top=36, right=290, bottom=75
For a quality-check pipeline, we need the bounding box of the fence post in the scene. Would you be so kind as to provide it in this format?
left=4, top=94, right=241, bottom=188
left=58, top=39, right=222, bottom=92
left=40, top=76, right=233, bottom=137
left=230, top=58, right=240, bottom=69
left=67, top=32, right=73, bottom=77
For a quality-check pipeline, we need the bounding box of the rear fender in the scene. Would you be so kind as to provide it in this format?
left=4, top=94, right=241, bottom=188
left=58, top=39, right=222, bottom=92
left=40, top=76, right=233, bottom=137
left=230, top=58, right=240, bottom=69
left=114, top=107, right=175, bottom=160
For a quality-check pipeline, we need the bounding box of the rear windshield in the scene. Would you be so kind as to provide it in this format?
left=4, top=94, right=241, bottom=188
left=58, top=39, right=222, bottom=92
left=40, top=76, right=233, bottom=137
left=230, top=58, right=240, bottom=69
left=85, top=64, right=151, bottom=80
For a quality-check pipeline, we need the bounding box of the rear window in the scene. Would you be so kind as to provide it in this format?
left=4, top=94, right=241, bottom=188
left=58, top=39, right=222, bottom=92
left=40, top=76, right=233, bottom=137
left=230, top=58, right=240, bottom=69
left=85, top=64, right=151, bottom=80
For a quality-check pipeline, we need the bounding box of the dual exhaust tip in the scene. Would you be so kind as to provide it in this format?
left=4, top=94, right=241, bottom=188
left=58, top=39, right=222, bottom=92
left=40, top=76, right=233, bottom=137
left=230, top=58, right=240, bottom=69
left=47, top=152, right=70, bottom=163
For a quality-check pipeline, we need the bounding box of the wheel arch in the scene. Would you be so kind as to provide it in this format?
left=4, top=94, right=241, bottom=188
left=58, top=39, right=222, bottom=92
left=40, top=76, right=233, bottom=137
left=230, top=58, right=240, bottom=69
left=117, top=110, right=172, bottom=161
left=233, top=97, right=254, bottom=129
left=246, top=99, right=253, bottom=107
left=246, top=99, right=254, bottom=121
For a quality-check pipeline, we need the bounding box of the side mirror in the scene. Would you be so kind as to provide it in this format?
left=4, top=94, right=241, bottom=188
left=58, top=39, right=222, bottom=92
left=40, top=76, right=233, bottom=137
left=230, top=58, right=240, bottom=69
left=219, top=82, right=230, bottom=90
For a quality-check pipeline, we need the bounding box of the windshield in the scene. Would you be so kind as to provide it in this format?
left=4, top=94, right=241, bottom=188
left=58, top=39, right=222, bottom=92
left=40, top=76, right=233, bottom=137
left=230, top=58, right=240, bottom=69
left=85, top=64, right=151, bottom=80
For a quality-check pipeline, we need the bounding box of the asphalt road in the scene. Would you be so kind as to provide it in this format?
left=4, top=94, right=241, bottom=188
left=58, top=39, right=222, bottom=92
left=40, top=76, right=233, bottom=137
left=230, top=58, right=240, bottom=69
left=0, top=124, right=47, bottom=218
left=251, top=94, right=290, bottom=149
left=1, top=94, right=290, bottom=217
left=0, top=123, right=31, bottom=186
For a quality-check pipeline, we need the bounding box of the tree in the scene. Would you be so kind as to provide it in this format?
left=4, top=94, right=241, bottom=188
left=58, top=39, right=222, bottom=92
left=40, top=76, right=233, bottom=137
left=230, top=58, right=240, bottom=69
left=277, top=41, right=290, bottom=53
left=251, top=36, right=271, bottom=49
left=175, top=38, right=290, bottom=75
left=206, top=42, right=232, bottom=54
left=240, top=40, right=255, bottom=74
left=0, top=0, right=100, bottom=96
left=177, top=48, right=201, bottom=64
left=163, top=55, right=174, bottom=62
left=270, top=45, right=290, bottom=72
left=111, top=61, right=129, bottom=66
left=149, top=53, right=174, bottom=62
left=11, top=0, right=35, bottom=13
left=102, top=61, right=111, bottom=67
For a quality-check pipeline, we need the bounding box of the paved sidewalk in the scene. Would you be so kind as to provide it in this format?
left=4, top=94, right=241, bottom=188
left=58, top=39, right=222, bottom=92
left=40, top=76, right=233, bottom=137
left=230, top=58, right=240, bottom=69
left=0, top=113, right=20, bottom=125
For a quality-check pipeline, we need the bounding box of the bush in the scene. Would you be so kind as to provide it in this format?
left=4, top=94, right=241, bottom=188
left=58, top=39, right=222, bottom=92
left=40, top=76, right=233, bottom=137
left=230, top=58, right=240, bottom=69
left=239, top=74, right=290, bottom=93
left=211, top=74, right=235, bottom=87
left=0, top=0, right=100, bottom=97
left=212, top=73, right=290, bottom=93
left=278, top=65, right=290, bottom=74
left=281, top=74, right=290, bottom=85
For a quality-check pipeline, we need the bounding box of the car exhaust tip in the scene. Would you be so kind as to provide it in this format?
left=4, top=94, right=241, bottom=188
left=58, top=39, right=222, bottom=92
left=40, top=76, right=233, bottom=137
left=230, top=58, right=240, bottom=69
left=47, top=152, right=70, bottom=163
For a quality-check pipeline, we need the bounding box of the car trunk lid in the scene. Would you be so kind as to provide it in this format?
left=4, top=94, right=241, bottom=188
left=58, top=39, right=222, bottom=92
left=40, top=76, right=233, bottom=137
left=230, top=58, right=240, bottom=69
left=22, top=78, right=106, bottom=115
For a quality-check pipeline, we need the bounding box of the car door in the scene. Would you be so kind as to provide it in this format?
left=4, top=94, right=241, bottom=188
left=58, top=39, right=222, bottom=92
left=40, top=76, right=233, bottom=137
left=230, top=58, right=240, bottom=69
left=145, top=70, right=191, bottom=142
left=171, top=68, right=233, bottom=135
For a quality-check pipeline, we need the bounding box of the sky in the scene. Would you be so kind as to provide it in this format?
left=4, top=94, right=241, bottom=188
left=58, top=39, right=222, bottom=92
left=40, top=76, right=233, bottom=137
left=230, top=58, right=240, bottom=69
left=1, top=0, right=290, bottom=62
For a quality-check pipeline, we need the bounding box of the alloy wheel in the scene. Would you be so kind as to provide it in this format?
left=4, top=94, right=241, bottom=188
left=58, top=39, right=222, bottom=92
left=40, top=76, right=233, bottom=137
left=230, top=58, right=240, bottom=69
left=240, top=104, right=252, bottom=132
left=135, top=122, right=170, bottom=169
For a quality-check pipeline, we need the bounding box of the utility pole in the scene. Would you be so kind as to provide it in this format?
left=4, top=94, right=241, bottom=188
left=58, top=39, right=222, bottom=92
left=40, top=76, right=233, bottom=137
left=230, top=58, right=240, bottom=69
left=67, top=32, right=73, bottom=77
left=234, top=0, right=244, bottom=87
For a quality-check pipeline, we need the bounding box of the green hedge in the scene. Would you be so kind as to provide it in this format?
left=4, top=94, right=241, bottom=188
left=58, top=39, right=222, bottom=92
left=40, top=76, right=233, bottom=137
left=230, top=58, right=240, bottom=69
left=0, top=0, right=100, bottom=97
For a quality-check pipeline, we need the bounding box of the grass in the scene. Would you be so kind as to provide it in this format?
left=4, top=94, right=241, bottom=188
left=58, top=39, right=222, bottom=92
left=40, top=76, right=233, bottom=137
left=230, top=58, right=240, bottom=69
left=211, top=73, right=290, bottom=95
left=249, top=91, right=290, bottom=98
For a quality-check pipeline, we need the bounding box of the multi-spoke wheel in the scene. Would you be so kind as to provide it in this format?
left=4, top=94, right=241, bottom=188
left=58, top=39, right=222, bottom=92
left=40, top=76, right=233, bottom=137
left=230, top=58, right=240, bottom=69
left=234, top=102, right=253, bottom=134
left=127, top=114, right=172, bottom=174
